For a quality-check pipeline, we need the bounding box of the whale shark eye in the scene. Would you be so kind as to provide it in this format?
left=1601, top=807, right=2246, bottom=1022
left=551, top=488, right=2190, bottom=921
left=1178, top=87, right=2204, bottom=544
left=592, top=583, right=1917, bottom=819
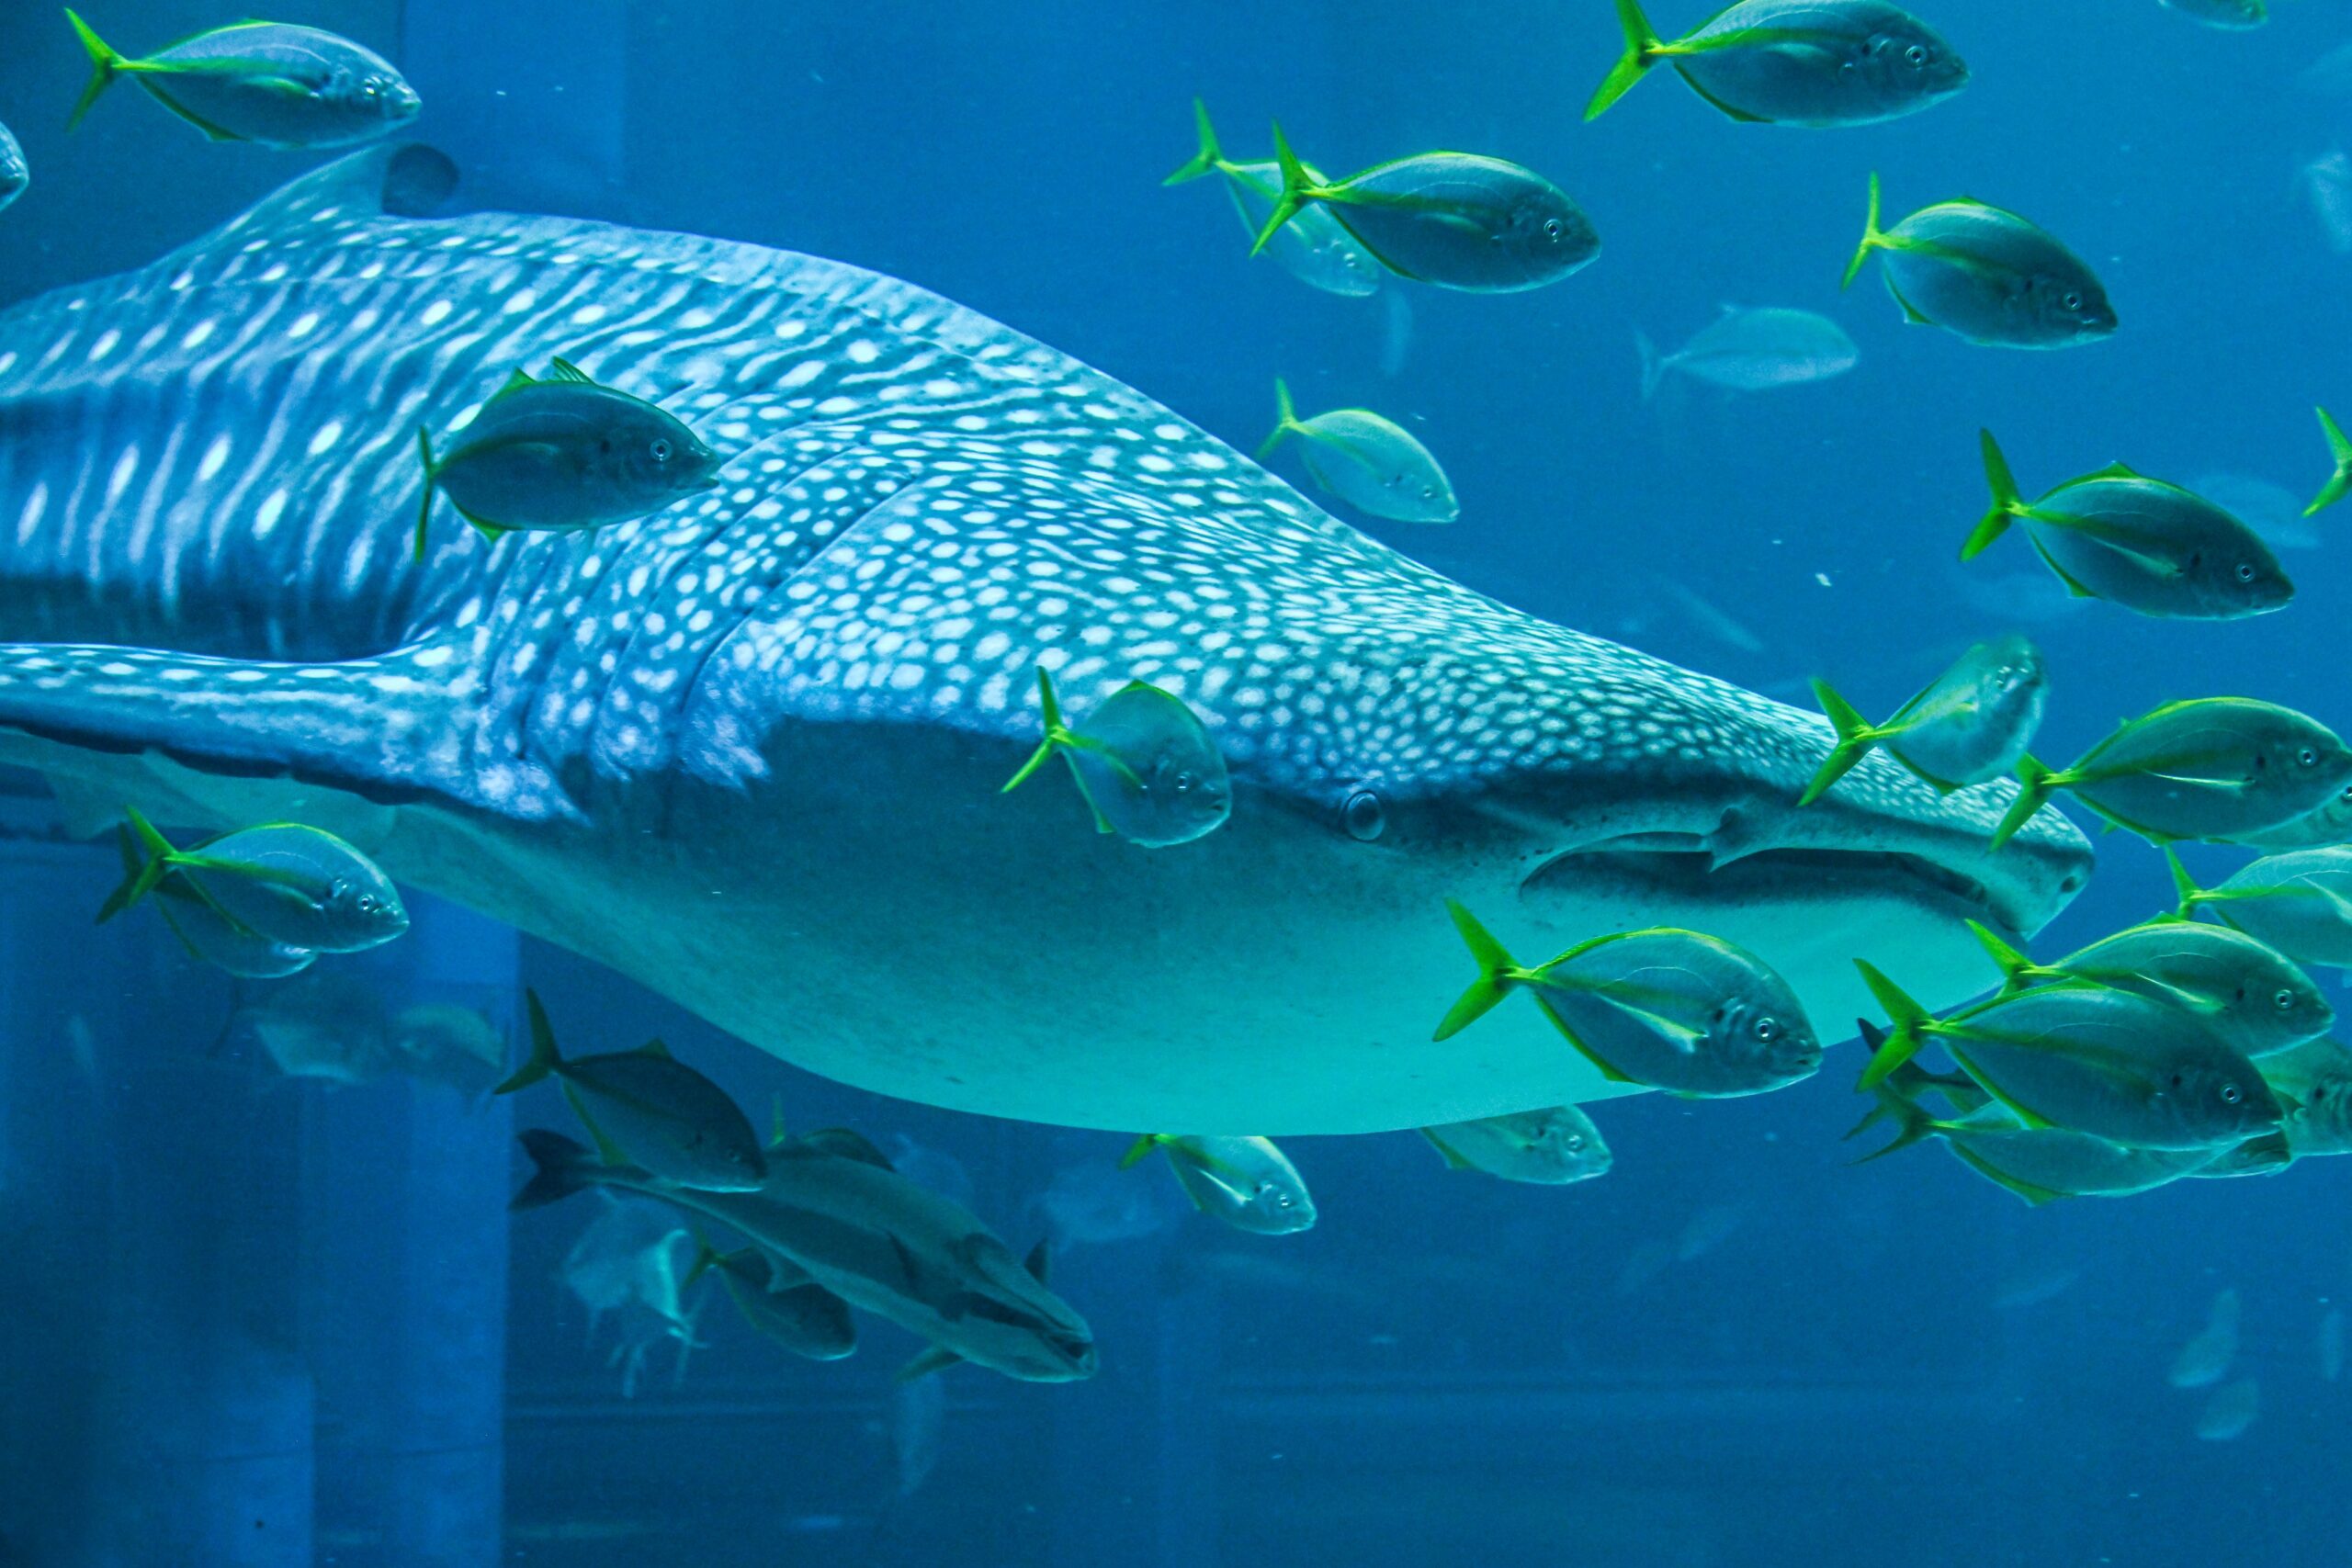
left=1340, top=788, right=1385, bottom=841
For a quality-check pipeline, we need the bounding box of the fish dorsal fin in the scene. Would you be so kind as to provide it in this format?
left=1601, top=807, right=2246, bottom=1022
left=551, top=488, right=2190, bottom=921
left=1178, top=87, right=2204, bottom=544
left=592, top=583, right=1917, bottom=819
left=165, top=142, right=459, bottom=269
left=489, top=368, right=537, bottom=401
left=547, top=356, right=595, bottom=385
left=795, top=1127, right=895, bottom=1169
left=1023, top=1239, right=1053, bottom=1285
left=633, top=1038, right=673, bottom=1059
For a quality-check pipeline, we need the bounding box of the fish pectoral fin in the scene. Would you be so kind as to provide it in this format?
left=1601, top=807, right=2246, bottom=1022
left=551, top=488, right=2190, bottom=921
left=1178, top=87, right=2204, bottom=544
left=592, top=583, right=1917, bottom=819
left=897, top=1344, right=963, bottom=1382
left=2136, top=977, right=2228, bottom=1016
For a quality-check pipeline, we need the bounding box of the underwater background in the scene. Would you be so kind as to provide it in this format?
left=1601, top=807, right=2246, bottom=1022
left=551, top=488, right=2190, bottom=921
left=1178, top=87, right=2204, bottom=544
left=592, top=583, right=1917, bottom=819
left=2, top=0, right=2351, bottom=1562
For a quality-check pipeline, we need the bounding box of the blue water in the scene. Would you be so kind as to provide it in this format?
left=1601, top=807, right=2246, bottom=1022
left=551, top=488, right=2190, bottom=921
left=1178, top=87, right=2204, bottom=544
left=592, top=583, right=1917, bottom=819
left=2, top=1, right=2350, bottom=1563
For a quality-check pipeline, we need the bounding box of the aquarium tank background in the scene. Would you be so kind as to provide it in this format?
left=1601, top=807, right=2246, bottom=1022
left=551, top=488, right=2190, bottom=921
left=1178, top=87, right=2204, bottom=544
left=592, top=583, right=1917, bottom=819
left=0, top=0, right=2349, bottom=1563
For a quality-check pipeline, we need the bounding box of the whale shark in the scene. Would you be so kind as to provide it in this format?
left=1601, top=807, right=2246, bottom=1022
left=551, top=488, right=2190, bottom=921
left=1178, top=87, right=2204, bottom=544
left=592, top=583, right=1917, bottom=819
left=0, top=145, right=2092, bottom=1134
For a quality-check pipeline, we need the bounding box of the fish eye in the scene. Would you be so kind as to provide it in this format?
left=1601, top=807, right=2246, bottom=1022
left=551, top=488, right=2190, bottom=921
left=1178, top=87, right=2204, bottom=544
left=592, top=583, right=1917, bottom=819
left=1542, top=218, right=1564, bottom=241
left=1564, top=1134, right=1585, bottom=1152
left=1753, top=1016, right=1781, bottom=1043
left=2061, top=291, right=2084, bottom=311
left=1340, top=787, right=1386, bottom=842
left=2277, top=988, right=2299, bottom=1011
left=650, top=438, right=673, bottom=464
left=2301, top=747, right=2322, bottom=767
left=1905, top=43, right=1928, bottom=65
left=2221, top=1083, right=2244, bottom=1105
left=2234, top=561, right=2257, bottom=582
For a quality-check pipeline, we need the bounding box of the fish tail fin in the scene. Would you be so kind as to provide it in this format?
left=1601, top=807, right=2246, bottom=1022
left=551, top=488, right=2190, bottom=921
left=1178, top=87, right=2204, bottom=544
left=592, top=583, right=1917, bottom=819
left=2165, top=846, right=2205, bottom=919
left=1841, top=172, right=1884, bottom=289
left=94, top=805, right=175, bottom=923
left=1117, top=1134, right=1165, bottom=1171
left=511, top=1129, right=599, bottom=1211
left=1255, top=377, right=1300, bottom=460
left=1249, top=120, right=1313, bottom=256
left=1164, top=97, right=1223, bottom=186
left=1991, top=754, right=2058, bottom=851
left=1798, top=678, right=1877, bottom=807
left=1852, top=960, right=1934, bottom=1089
left=1001, top=665, right=1066, bottom=793
left=1585, top=0, right=1664, bottom=120
left=1963, top=428, right=2026, bottom=559
left=493, top=988, right=566, bottom=1095
left=1965, top=918, right=2035, bottom=990
left=2307, top=406, right=2352, bottom=516
left=1635, top=328, right=1664, bottom=400
left=1434, top=898, right=1521, bottom=1041
left=64, top=9, right=126, bottom=133
left=1849, top=1059, right=1943, bottom=1166
left=413, top=427, right=437, bottom=561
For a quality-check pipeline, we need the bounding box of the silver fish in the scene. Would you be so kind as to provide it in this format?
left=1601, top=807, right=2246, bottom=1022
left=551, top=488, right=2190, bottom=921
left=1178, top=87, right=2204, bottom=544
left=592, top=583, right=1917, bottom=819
left=1637, top=306, right=1858, bottom=399
left=1420, top=1105, right=1612, bottom=1185
left=0, top=123, right=26, bottom=214
left=2169, top=1288, right=2242, bottom=1389
left=2195, top=1376, right=2260, bottom=1440
left=66, top=12, right=420, bottom=150
left=1847, top=175, right=2115, bottom=349
left=1588, top=0, right=1968, bottom=126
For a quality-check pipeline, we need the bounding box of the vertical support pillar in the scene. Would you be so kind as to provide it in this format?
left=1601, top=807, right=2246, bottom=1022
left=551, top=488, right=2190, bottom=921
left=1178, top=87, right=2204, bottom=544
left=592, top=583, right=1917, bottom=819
left=1046, top=1237, right=1224, bottom=1568
left=303, top=894, right=515, bottom=1568
left=72, top=852, right=317, bottom=1568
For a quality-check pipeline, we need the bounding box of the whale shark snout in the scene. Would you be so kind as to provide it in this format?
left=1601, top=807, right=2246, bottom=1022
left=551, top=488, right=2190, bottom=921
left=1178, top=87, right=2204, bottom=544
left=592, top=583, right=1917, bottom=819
left=0, top=145, right=2091, bottom=1134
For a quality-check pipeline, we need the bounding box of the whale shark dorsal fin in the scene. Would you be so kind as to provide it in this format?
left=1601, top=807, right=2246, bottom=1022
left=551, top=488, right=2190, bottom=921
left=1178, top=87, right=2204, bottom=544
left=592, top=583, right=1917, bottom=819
left=164, top=142, right=459, bottom=268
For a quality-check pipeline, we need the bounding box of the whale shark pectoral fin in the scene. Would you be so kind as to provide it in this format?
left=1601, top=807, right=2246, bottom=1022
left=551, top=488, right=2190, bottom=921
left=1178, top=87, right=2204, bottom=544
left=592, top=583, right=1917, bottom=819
left=0, top=638, right=552, bottom=822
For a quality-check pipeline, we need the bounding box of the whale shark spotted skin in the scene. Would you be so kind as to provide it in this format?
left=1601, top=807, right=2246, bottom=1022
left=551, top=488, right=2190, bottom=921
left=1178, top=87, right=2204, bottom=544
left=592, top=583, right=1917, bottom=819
left=0, top=146, right=2091, bottom=1134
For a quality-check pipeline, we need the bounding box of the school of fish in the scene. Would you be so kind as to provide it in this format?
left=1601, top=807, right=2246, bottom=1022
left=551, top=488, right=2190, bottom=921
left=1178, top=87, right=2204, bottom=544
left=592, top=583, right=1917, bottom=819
left=11, top=0, right=2352, bottom=1401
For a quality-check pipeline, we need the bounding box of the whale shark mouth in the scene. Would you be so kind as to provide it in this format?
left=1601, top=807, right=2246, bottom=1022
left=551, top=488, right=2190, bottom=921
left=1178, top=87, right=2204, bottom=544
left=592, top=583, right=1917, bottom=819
left=1524, top=834, right=2070, bottom=939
